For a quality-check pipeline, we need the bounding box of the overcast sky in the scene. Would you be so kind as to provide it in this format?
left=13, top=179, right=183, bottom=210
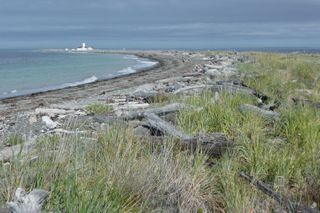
left=1, top=0, right=320, bottom=49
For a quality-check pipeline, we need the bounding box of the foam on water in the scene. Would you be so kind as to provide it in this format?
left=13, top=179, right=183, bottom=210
left=117, top=67, right=136, bottom=74
left=63, top=76, right=98, bottom=87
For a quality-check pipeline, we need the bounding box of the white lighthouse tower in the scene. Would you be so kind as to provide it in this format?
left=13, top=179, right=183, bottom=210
left=73, top=42, right=94, bottom=51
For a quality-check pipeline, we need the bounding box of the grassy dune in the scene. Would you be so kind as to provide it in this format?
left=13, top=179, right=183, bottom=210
left=1, top=52, right=319, bottom=212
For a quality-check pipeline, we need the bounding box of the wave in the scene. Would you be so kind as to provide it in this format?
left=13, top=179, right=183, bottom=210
left=117, top=67, right=136, bottom=74
left=123, top=55, right=139, bottom=60
left=137, top=60, right=158, bottom=66
left=2, top=89, right=17, bottom=96
left=63, top=76, right=98, bottom=87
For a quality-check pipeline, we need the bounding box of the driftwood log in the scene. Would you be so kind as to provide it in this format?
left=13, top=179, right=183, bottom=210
left=240, top=104, right=280, bottom=121
left=292, top=98, right=320, bottom=109
left=144, top=113, right=233, bottom=157
left=94, top=103, right=185, bottom=123
left=144, top=112, right=190, bottom=140
left=5, top=188, right=49, bottom=213
left=215, top=80, right=270, bottom=102
left=240, top=172, right=319, bottom=213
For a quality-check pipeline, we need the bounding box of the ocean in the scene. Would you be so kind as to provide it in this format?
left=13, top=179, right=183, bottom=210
left=0, top=50, right=157, bottom=99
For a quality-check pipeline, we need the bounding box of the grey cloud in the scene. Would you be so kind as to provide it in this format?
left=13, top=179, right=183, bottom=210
left=0, top=0, right=320, bottom=49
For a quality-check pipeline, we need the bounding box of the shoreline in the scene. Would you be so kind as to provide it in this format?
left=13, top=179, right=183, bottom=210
left=0, top=52, right=159, bottom=101
left=0, top=51, right=201, bottom=118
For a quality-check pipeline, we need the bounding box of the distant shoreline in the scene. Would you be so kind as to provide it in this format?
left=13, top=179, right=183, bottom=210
left=0, top=51, right=186, bottom=118
left=0, top=51, right=158, bottom=100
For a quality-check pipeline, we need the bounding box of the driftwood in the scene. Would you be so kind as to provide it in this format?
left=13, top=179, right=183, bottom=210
left=215, top=80, right=270, bottom=102
left=94, top=103, right=185, bottom=122
left=240, top=104, right=280, bottom=121
left=172, top=82, right=269, bottom=104
left=41, top=116, right=59, bottom=129
left=240, top=172, right=319, bottom=213
left=0, top=141, right=37, bottom=162
left=5, top=188, right=49, bottom=213
left=173, top=85, right=207, bottom=95
left=292, top=98, right=320, bottom=109
left=144, top=113, right=233, bottom=157
left=144, top=112, right=190, bottom=140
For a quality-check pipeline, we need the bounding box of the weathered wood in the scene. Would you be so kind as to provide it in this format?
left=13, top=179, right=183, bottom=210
left=0, top=141, right=37, bottom=162
left=41, top=116, right=58, bottom=129
left=173, top=85, right=207, bottom=95
left=112, top=103, right=150, bottom=111
left=144, top=112, right=191, bottom=140
left=215, top=80, right=270, bottom=102
left=292, top=98, right=320, bottom=109
left=240, top=172, right=319, bottom=213
left=210, top=84, right=256, bottom=96
left=6, top=188, right=49, bottom=213
left=144, top=113, right=233, bottom=157
left=240, top=104, right=280, bottom=121
left=184, top=133, right=233, bottom=157
left=94, top=103, right=185, bottom=122
left=124, top=103, right=185, bottom=120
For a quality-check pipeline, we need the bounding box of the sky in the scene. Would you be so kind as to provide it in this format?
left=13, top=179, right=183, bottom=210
left=0, top=0, right=320, bottom=50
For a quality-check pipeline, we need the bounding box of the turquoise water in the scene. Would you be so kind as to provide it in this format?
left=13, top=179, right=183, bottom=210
left=0, top=50, right=156, bottom=99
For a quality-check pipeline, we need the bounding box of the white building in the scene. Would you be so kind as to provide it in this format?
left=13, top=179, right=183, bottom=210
left=69, top=43, right=94, bottom=51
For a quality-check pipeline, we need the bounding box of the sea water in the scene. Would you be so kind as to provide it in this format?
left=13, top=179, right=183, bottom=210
left=0, top=50, right=157, bottom=99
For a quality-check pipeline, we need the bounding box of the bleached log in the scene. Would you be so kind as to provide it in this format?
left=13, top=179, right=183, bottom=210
left=35, top=108, right=70, bottom=116
left=41, top=116, right=58, bottom=129
left=144, top=112, right=191, bottom=140
left=144, top=113, right=233, bottom=157
left=6, top=188, right=49, bottom=213
left=95, top=103, right=185, bottom=122
left=240, top=104, right=280, bottom=121
left=112, top=103, right=150, bottom=111
left=173, top=85, right=207, bottom=95
left=47, top=129, right=87, bottom=135
left=122, top=103, right=185, bottom=120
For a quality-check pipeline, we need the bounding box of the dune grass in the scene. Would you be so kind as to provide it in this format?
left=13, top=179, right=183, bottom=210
left=85, top=103, right=113, bottom=115
left=0, top=52, right=319, bottom=212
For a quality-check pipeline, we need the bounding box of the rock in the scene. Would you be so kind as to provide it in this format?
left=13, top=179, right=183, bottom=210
left=41, top=116, right=58, bottom=129
left=133, top=126, right=150, bottom=137
left=29, top=115, right=37, bottom=124
left=7, top=188, right=49, bottom=213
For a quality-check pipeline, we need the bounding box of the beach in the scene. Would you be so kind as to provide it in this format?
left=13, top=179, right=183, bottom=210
left=0, top=51, right=211, bottom=141
left=1, top=50, right=320, bottom=212
left=0, top=51, right=202, bottom=118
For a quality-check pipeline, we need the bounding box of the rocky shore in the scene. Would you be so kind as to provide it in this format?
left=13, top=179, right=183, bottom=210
left=0, top=51, right=243, bottom=143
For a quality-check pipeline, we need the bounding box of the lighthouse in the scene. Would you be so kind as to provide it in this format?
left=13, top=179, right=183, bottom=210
left=72, top=42, right=94, bottom=51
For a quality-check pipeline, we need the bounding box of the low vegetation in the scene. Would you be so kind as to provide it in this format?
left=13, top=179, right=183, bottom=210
left=1, top=52, right=319, bottom=212
left=85, top=103, right=113, bottom=115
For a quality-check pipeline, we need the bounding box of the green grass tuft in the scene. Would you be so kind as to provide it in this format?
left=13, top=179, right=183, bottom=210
left=85, top=103, right=113, bottom=115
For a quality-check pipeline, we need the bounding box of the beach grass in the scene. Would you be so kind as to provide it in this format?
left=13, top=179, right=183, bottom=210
left=0, top=52, right=319, bottom=212
left=85, top=103, right=113, bottom=115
